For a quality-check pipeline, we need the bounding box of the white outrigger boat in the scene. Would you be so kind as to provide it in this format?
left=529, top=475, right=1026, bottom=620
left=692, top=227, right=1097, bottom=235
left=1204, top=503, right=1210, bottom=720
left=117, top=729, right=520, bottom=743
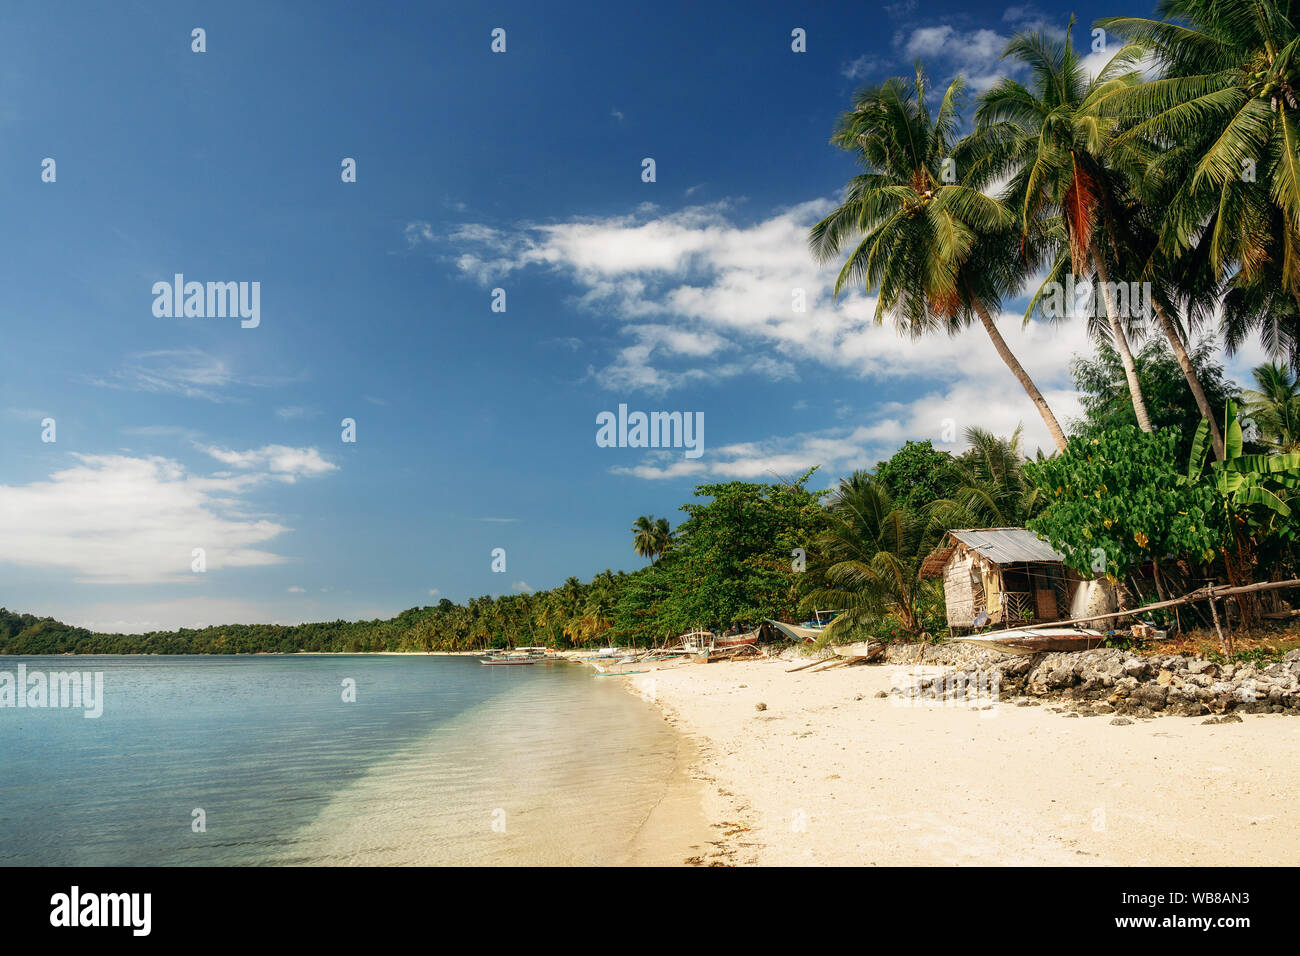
left=679, top=627, right=762, bottom=663
left=480, top=646, right=554, bottom=665
left=589, top=646, right=688, bottom=675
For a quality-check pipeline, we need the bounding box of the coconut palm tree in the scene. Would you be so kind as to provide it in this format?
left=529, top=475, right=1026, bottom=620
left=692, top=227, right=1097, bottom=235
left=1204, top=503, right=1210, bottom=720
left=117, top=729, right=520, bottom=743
left=1243, top=361, right=1300, bottom=451
left=929, top=426, right=1045, bottom=529
left=801, top=474, right=932, bottom=641
left=572, top=569, right=618, bottom=645
left=976, top=23, right=1158, bottom=434
left=631, top=515, right=671, bottom=562
left=1097, top=0, right=1300, bottom=366
left=810, top=68, right=1069, bottom=452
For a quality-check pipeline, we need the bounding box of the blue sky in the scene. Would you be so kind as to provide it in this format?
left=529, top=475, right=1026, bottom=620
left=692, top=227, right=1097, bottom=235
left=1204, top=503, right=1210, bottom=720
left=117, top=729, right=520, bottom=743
left=0, top=0, right=1264, bottom=631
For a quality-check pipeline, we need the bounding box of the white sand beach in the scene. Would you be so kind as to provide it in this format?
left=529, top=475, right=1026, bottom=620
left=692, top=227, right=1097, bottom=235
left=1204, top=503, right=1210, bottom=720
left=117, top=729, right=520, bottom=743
left=623, top=657, right=1300, bottom=866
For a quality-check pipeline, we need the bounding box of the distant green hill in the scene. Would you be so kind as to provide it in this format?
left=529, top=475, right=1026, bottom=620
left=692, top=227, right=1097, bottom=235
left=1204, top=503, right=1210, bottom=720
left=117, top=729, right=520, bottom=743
left=0, top=605, right=447, bottom=655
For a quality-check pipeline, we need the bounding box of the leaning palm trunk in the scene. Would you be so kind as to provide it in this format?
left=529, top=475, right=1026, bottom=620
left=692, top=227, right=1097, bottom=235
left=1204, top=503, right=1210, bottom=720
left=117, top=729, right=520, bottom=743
left=1091, top=239, right=1152, bottom=432
left=972, top=302, right=1068, bottom=452
left=1152, top=300, right=1226, bottom=460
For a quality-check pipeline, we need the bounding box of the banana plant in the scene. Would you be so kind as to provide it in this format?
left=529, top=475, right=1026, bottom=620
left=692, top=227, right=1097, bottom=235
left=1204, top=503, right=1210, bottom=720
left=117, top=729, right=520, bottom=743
left=1187, top=400, right=1300, bottom=517
left=1187, top=399, right=1300, bottom=628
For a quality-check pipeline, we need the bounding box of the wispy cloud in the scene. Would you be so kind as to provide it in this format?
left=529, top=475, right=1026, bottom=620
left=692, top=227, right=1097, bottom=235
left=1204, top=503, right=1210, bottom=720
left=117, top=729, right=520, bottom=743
left=4, top=407, right=50, bottom=422
left=404, top=221, right=435, bottom=245
left=91, top=349, right=238, bottom=402
left=841, top=54, right=883, bottom=80
left=196, top=444, right=338, bottom=482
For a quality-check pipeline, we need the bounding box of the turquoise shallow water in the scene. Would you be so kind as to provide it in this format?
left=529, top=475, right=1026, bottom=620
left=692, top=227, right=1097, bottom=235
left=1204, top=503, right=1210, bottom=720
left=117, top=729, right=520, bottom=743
left=0, top=655, right=683, bottom=865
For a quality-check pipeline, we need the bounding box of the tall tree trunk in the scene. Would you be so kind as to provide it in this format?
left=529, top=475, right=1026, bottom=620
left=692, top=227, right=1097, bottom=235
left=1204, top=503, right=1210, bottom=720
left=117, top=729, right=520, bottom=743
left=972, top=301, right=1069, bottom=452
left=1091, top=239, right=1153, bottom=432
left=1151, top=299, right=1226, bottom=460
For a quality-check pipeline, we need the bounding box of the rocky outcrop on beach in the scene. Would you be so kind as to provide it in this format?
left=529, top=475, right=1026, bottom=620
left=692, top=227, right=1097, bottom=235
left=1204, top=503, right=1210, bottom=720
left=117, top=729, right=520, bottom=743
left=881, top=645, right=1300, bottom=718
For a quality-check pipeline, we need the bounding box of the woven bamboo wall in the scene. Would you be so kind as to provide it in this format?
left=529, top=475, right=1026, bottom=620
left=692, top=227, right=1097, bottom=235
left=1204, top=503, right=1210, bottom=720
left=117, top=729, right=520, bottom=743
left=943, top=552, right=978, bottom=628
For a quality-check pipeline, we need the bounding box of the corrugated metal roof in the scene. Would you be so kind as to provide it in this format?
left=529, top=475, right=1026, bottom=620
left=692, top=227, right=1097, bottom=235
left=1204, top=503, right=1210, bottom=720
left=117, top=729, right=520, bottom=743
left=947, top=528, right=1066, bottom=565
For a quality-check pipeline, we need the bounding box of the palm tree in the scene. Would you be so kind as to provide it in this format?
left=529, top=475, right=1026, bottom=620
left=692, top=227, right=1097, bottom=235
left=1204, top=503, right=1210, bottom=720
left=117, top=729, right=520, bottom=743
left=977, top=23, right=1157, bottom=434
left=1097, top=0, right=1300, bottom=375
left=574, top=569, right=619, bottom=646
left=801, top=474, right=931, bottom=641
left=929, top=426, right=1045, bottom=529
left=810, top=68, right=1069, bottom=452
left=1243, top=362, right=1300, bottom=451
left=631, top=515, right=671, bottom=562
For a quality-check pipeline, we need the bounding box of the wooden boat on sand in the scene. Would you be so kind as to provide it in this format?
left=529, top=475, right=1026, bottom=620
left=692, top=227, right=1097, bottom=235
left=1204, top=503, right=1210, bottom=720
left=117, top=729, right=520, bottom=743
left=962, top=625, right=1106, bottom=653
left=831, top=641, right=886, bottom=661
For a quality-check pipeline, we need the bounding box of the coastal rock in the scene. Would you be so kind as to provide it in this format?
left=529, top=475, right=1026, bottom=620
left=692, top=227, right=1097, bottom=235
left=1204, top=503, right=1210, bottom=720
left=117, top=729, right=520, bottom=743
left=1123, top=659, right=1149, bottom=679
left=1046, top=666, right=1075, bottom=688
left=1111, top=717, right=1133, bottom=725
left=875, top=645, right=1300, bottom=722
left=1133, top=683, right=1168, bottom=710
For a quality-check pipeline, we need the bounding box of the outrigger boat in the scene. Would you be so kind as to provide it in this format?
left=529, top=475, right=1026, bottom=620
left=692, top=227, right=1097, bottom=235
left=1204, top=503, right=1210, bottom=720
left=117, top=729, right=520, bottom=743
left=588, top=646, right=688, bottom=675
left=680, top=627, right=761, bottom=663
left=831, top=641, right=886, bottom=661
left=480, top=646, right=552, bottom=665
left=762, top=610, right=841, bottom=642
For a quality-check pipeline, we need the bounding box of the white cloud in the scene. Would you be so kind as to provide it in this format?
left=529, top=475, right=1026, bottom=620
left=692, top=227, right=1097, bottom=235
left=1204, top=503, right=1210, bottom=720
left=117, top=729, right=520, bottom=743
left=287, top=586, right=306, bottom=593
left=511, top=581, right=533, bottom=592
left=444, top=199, right=1085, bottom=397
left=443, top=200, right=1204, bottom=478
left=900, top=26, right=1020, bottom=91
left=0, top=454, right=299, bottom=583
left=197, top=444, right=337, bottom=481
left=428, top=588, right=441, bottom=596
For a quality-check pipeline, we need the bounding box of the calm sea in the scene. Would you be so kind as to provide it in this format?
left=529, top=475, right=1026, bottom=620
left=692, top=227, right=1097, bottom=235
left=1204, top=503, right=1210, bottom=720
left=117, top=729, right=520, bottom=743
left=0, top=655, right=684, bottom=865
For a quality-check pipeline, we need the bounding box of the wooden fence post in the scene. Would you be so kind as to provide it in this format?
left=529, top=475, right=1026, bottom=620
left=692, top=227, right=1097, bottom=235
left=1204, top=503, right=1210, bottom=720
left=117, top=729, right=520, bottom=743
left=1207, top=586, right=1229, bottom=656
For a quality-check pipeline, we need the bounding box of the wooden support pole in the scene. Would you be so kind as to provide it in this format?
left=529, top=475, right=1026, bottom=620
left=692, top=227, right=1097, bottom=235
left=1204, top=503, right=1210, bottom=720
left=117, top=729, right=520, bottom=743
left=1207, top=586, right=1228, bottom=656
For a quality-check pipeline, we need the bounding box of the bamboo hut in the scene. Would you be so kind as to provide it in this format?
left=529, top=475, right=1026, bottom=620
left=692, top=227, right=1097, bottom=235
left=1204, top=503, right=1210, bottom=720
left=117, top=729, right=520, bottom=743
left=920, top=528, right=1115, bottom=634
